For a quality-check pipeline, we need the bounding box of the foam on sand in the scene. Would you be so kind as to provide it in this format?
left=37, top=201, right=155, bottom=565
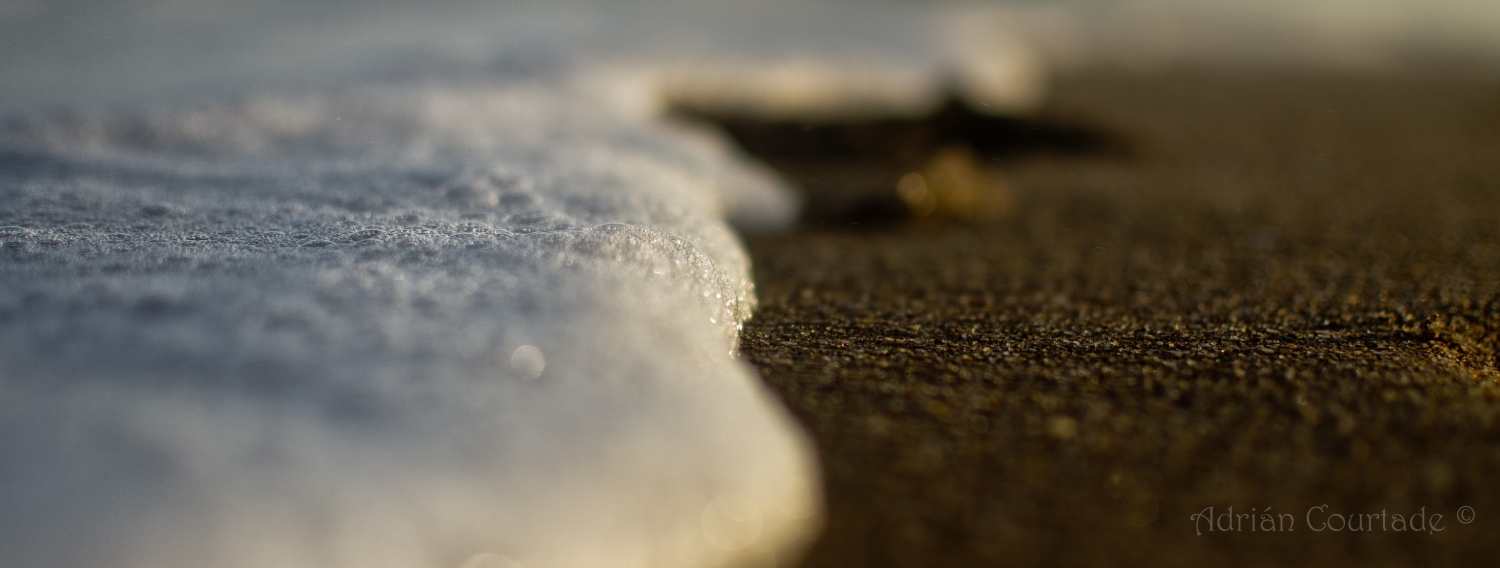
left=24, top=0, right=1493, bottom=566
left=0, top=2, right=1069, bottom=565
left=0, top=82, right=816, bottom=568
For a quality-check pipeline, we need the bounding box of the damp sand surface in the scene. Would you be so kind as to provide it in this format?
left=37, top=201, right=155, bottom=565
left=733, top=71, right=1500, bottom=567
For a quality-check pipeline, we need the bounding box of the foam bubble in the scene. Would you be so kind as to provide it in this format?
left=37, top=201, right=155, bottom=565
left=509, top=345, right=547, bottom=380
left=701, top=493, right=766, bottom=552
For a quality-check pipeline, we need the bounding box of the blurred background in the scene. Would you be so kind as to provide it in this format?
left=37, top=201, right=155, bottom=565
left=5, top=0, right=1500, bottom=115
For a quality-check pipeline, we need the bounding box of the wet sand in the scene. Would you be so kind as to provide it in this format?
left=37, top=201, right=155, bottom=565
left=723, top=71, right=1500, bottom=567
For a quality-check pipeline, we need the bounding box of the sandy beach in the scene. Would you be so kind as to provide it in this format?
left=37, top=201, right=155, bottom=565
left=734, top=70, right=1500, bottom=567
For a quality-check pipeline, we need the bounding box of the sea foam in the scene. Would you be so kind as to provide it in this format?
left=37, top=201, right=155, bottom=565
left=0, top=81, right=816, bottom=568
left=0, top=2, right=1067, bottom=565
